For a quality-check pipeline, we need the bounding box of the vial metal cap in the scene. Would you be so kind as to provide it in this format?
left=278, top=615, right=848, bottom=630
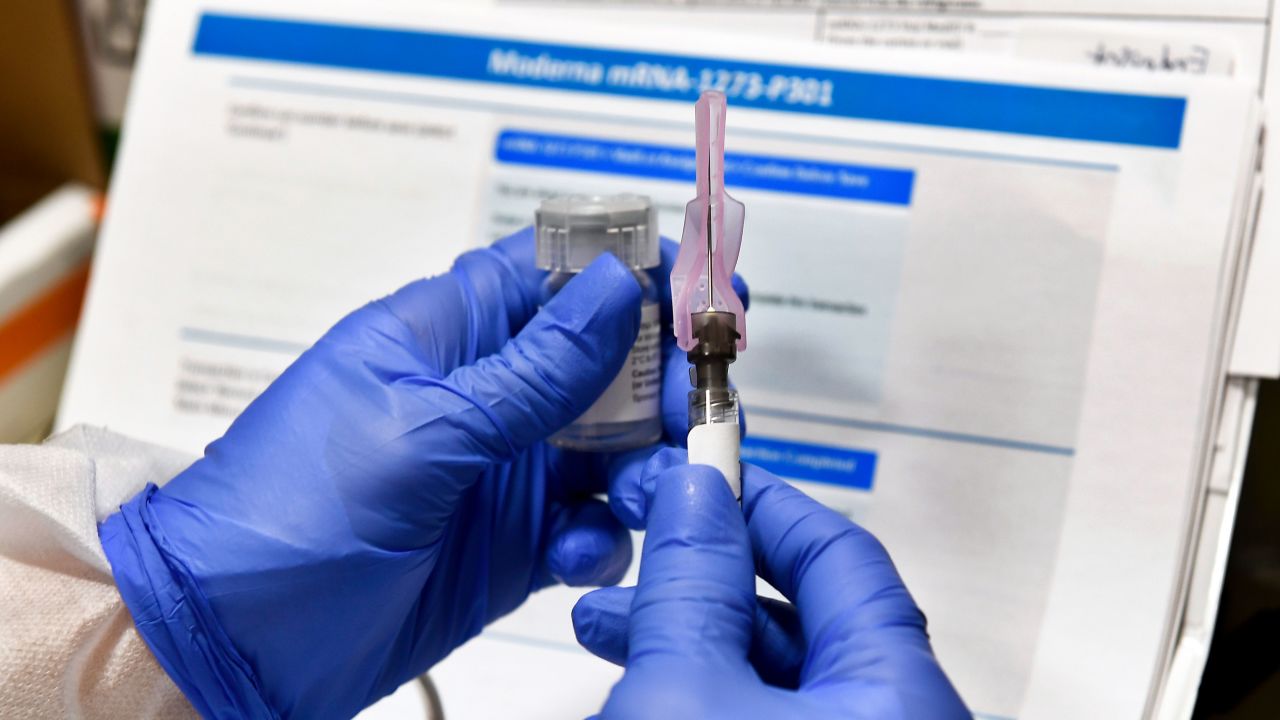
left=535, top=194, right=660, bottom=271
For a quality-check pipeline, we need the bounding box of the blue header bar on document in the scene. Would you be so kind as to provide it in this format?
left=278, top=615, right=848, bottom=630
left=193, top=13, right=1187, bottom=149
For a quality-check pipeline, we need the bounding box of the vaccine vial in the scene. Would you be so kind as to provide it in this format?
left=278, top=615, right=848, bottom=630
left=535, top=194, right=663, bottom=451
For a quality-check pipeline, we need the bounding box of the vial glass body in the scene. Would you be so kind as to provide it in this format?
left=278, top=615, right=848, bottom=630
left=541, top=267, right=663, bottom=451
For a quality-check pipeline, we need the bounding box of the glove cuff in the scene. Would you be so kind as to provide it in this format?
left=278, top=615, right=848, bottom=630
left=99, top=484, right=279, bottom=720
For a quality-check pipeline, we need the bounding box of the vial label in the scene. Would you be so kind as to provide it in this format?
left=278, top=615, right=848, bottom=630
left=575, top=302, right=661, bottom=425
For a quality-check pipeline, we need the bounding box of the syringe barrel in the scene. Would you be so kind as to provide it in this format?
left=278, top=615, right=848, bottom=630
left=688, top=384, right=739, bottom=428
left=686, top=386, right=741, bottom=499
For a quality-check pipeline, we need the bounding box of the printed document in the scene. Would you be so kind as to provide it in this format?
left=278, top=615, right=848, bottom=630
left=60, top=2, right=1262, bottom=718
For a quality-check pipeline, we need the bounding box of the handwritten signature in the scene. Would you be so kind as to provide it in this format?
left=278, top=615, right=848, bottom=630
left=1084, top=42, right=1211, bottom=74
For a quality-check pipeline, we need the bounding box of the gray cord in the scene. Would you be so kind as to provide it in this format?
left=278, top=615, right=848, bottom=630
left=417, top=673, right=445, bottom=720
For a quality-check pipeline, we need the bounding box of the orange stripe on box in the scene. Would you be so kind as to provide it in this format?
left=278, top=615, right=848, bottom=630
left=0, top=262, right=91, bottom=382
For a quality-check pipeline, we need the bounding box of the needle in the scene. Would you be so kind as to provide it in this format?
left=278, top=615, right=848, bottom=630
left=706, top=131, right=715, bottom=313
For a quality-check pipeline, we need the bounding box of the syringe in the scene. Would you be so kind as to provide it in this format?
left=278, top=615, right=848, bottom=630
left=670, top=91, right=747, bottom=499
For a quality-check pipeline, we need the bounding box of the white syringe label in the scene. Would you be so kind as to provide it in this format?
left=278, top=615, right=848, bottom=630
left=687, top=422, right=742, bottom=500
left=576, top=302, right=661, bottom=425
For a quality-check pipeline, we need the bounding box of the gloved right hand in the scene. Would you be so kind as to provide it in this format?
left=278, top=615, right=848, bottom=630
left=575, top=450, right=970, bottom=719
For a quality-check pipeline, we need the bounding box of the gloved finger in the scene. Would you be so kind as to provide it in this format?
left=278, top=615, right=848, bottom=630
left=489, top=225, right=548, bottom=310
left=732, top=273, right=750, bottom=312
left=607, top=446, right=685, bottom=529
left=608, top=444, right=749, bottom=527
left=573, top=586, right=807, bottom=688
left=753, top=596, right=805, bottom=688
left=545, top=500, right=633, bottom=587
left=439, top=252, right=642, bottom=458
left=379, top=227, right=543, bottom=374
left=653, top=240, right=694, bottom=443
left=590, top=445, right=657, bottom=531
left=655, top=238, right=678, bottom=331
left=660, top=334, right=691, bottom=443
left=741, top=463, right=928, bottom=668
left=572, top=586, right=633, bottom=665
left=626, top=463, right=756, bottom=667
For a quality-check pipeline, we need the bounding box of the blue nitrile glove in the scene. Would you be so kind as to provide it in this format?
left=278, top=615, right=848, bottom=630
left=96, top=228, right=724, bottom=720
left=574, top=449, right=969, bottom=719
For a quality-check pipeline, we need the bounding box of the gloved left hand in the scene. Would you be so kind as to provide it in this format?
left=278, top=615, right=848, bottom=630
left=98, top=228, right=681, bottom=719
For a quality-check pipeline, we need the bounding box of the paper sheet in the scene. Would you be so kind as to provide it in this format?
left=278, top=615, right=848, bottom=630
left=492, top=0, right=1280, bottom=378
left=59, top=2, right=1262, bottom=717
left=1150, top=377, right=1257, bottom=720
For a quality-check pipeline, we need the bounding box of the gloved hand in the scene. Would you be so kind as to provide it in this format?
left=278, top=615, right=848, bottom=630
left=97, top=228, right=712, bottom=720
left=575, top=449, right=969, bottom=719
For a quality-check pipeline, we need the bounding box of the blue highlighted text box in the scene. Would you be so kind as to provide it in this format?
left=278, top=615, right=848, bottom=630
left=496, top=130, right=914, bottom=205
left=741, top=437, right=877, bottom=490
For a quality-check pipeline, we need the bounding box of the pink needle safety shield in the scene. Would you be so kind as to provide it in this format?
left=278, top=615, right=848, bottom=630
left=671, top=91, right=747, bottom=352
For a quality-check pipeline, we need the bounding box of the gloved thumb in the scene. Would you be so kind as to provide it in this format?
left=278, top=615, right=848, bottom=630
left=441, top=252, right=642, bottom=457
left=624, top=463, right=756, bottom=668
